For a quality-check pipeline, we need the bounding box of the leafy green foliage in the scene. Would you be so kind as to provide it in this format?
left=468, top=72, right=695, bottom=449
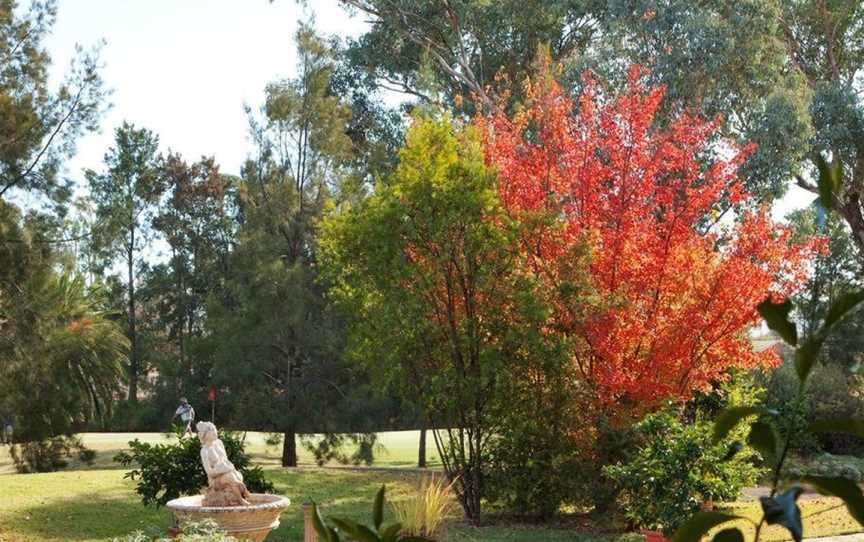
left=712, top=407, right=777, bottom=445
left=112, top=520, right=238, bottom=542
left=312, top=485, right=433, bottom=542
left=0, top=204, right=128, bottom=471
left=604, top=409, right=763, bottom=535
left=338, top=0, right=600, bottom=111
left=757, top=300, right=797, bottom=346
left=86, top=122, right=164, bottom=402
left=815, top=155, right=843, bottom=211
left=204, top=22, right=365, bottom=468
left=676, top=288, right=864, bottom=541
left=787, top=207, right=864, bottom=369
left=0, top=0, right=107, bottom=200
left=321, top=116, right=581, bottom=520
left=113, top=431, right=273, bottom=507
left=9, top=435, right=95, bottom=473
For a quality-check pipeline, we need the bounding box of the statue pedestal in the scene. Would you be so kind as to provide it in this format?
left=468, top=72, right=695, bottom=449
left=166, top=493, right=290, bottom=542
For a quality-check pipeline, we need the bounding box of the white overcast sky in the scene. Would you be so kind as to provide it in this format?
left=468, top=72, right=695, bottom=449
left=32, top=0, right=811, bottom=219
left=42, top=0, right=365, bottom=188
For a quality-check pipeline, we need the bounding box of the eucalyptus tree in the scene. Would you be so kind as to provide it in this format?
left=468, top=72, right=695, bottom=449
left=337, top=0, right=605, bottom=111
left=86, top=123, right=163, bottom=402
left=341, top=1, right=864, bottom=257
left=788, top=206, right=864, bottom=367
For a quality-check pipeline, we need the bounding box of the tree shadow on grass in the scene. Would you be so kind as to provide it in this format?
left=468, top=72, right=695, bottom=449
left=0, top=445, right=133, bottom=475
left=11, top=492, right=169, bottom=541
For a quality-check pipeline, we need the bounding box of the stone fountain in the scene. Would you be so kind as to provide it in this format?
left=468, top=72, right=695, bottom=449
left=166, top=422, right=290, bottom=541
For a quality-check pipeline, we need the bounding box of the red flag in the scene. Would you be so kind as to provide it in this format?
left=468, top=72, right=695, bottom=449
left=208, top=388, right=216, bottom=402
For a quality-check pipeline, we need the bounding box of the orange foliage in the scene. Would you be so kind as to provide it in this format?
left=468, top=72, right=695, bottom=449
left=479, top=66, right=821, bottom=405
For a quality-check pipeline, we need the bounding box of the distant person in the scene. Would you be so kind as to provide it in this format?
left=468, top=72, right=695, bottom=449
left=172, top=397, right=196, bottom=437
left=2, top=417, right=12, bottom=445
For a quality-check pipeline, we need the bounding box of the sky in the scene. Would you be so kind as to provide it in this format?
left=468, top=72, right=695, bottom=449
left=31, top=0, right=366, bottom=206
left=25, top=0, right=812, bottom=219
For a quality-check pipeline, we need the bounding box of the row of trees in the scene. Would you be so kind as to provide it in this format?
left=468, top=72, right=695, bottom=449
left=321, top=63, right=820, bottom=518
left=0, top=2, right=404, bottom=469
left=3, top=0, right=864, bottom=523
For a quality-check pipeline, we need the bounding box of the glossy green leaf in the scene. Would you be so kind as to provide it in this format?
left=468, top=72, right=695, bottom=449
left=712, top=406, right=774, bottom=445
left=712, top=528, right=744, bottom=542
left=672, top=511, right=740, bottom=542
left=311, top=502, right=338, bottom=542
left=823, top=290, right=864, bottom=330
left=748, top=421, right=779, bottom=464
left=760, top=488, right=804, bottom=542
left=351, top=523, right=382, bottom=542
left=815, top=154, right=842, bottom=211
left=720, top=441, right=744, bottom=462
left=331, top=518, right=366, bottom=541
left=808, top=418, right=864, bottom=439
left=816, top=154, right=843, bottom=209
left=803, top=476, right=864, bottom=524
left=373, top=485, right=385, bottom=531
left=380, top=523, right=402, bottom=542
left=795, top=335, right=823, bottom=385
left=758, top=298, right=797, bottom=346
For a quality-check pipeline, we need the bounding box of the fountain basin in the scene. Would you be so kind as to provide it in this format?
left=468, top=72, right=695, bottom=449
left=166, top=493, right=290, bottom=541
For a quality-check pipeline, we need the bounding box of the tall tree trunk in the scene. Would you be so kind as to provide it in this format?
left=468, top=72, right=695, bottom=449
left=282, top=425, right=297, bottom=467
left=418, top=420, right=427, bottom=468
left=127, top=246, right=138, bottom=402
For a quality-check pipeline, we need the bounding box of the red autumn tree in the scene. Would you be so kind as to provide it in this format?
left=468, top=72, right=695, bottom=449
left=480, top=65, right=820, bottom=406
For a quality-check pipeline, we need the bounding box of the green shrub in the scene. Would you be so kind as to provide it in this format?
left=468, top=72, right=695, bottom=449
left=113, top=520, right=237, bottom=541
left=10, top=435, right=95, bottom=473
left=485, top=414, right=596, bottom=518
left=312, top=485, right=433, bottom=542
left=603, top=408, right=763, bottom=535
left=807, top=364, right=864, bottom=455
left=762, top=362, right=864, bottom=455
left=785, top=453, right=864, bottom=482
left=760, top=361, right=819, bottom=453
left=114, top=430, right=273, bottom=506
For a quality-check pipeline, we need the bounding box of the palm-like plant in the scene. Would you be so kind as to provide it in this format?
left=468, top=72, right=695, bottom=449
left=5, top=271, right=128, bottom=449
left=42, top=273, right=128, bottom=424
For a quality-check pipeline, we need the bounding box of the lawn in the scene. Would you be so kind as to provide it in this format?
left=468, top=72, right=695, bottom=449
left=0, top=432, right=860, bottom=542
left=0, top=430, right=442, bottom=475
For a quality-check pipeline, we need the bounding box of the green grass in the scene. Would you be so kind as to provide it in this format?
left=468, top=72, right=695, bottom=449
left=717, top=498, right=862, bottom=541
left=0, top=430, right=442, bottom=475
left=0, top=464, right=632, bottom=542
left=0, top=432, right=632, bottom=542
left=0, top=432, right=861, bottom=541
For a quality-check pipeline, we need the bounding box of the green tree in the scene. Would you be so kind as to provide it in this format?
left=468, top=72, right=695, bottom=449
left=0, top=0, right=106, bottom=200
left=0, top=199, right=127, bottom=471
left=596, top=1, right=864, bottom=238
left=87, top=123, right=163, bottom=402
left=321, top=116, right=573, bottom=520
left=149, top=155, right=234, bottom=394
left=788, top=206, right=864, bottom=367
left=206, top=23, right=357, bottom=467
left=338, top=0, right=603, bottom=110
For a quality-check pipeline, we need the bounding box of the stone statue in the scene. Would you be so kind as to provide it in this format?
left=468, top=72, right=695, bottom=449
left=197, top=421, right=251, bottom=506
